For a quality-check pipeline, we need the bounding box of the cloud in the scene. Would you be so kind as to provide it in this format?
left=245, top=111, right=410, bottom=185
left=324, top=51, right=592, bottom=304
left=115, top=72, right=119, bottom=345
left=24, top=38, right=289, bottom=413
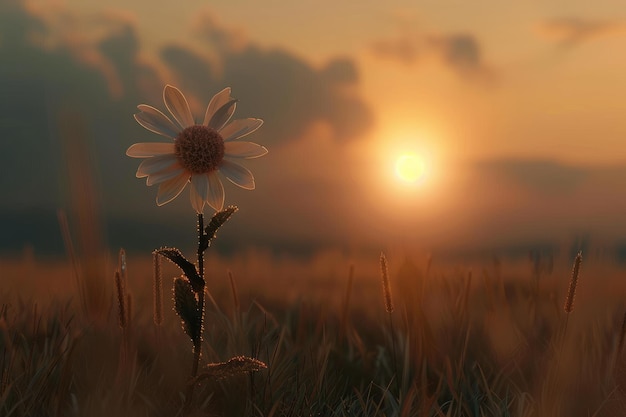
left=0, top=1, right=162, bottom=214
left=320, top=57, right=360, bottom=84
left=370, top=36, right=420, bottom=65
left=162, top=11, right=373, bottom=146
left=0, top=1, right=376, bottom=256
left=369, top=27, right=494, bottom=82
left=424, top=158, right=626, bottom=251
left=537, top=17, right=626, bottom=47
left=477, top=158, right=589, bottom=194
left=191, top=10, right=247, bottom=53
left=0, top=0, right=45, bottom=50
left=427, top=34, right=483, bottom=75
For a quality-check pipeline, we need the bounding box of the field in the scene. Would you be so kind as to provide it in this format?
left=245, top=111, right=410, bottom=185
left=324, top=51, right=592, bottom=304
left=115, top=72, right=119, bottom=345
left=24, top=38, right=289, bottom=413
left=2, top=245, right=626, bottom=417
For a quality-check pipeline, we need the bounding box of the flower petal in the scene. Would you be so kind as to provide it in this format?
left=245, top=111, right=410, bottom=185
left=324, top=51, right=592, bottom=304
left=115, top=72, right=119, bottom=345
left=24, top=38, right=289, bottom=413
left=191, top=174, right=209, bottom=213
left=203, top=87, right=232, bottom=125
left=126, top=142, right=175, bottom=158
left=134, top=105, right=180, bottom=138
left=163, top=85, right=195, bottom=128
left=220, top=118, right=263, bottom=142
left=207, top=171, right=225, bottom=211
left=224, top=141, right=268, bottom=159
left=136, top=155, right=178, bottom=178
left=156, top=174, right=189, bottom=206
left=189, top=177, right=206, bottom=214
left=208, top=99, right=237, bottom=131
left=220, top=160, right=255, bottom=190
left=146, top=164, right=185, bottom=186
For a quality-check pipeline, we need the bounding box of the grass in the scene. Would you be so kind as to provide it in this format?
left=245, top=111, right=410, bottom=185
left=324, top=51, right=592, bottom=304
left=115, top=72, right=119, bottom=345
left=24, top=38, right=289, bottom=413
left=1, top=248, right=626, bottom=416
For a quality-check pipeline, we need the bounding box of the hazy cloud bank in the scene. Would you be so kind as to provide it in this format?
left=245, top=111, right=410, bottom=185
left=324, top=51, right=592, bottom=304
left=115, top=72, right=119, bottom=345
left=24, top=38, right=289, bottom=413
left=0, top=1, right=376, bottom=254
left=537, top=17, right=626, bottom=48
left=0, top=2, right=373, bottom=208
left=369, top=16, right=495, bottom=83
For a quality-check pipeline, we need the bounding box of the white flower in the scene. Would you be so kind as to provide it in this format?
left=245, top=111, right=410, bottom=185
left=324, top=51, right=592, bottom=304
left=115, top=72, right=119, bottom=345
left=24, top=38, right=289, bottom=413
left=126, top=85, right=267, bottom=213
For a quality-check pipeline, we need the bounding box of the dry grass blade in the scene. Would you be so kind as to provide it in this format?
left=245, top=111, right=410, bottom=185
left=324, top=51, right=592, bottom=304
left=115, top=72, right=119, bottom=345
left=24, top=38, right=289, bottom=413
left=618, top=311, right=626, bottom=357
left=126, top=293, right=133, bottom=335
left=228, top=270, right=240, bottom=312
left=58, top=109, right=108, bottom=321
left=57, top=210, right=85, bottom=314
left=340, top=264, right=355, bottom=340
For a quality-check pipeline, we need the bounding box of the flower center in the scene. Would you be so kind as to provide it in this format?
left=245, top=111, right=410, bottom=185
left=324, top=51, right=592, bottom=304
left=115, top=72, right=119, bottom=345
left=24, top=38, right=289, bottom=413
left=174, top=125, right=225, bottom=174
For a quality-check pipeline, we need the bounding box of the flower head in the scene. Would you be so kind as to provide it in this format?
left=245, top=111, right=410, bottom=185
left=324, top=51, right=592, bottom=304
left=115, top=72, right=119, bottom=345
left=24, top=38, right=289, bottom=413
left=126, top=85, right=267, bottom=213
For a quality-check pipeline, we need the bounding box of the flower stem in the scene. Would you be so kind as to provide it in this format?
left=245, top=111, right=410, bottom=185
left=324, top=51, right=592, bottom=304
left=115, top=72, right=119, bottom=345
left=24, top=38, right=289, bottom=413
left=197, top=213, right=204, bottom=278
left=185, top=213, right=206, bottom=412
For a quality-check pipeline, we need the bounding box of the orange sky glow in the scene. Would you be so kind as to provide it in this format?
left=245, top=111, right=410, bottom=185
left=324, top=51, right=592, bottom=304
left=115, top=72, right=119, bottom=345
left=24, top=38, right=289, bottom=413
left=4, top=0, right=626, bottom=256
left=52, top=0, right=626, bottom=157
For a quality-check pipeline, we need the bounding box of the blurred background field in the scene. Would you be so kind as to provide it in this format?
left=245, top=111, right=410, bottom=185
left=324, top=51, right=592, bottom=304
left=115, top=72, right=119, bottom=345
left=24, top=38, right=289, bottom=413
left=4, top=243, right=624, bottom=316
left=3, top=244, right=626, bottom=416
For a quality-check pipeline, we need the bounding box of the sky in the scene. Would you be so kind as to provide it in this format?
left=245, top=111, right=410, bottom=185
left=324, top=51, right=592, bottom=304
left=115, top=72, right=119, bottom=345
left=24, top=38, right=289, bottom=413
left=2, top=0, right=626, bottom=260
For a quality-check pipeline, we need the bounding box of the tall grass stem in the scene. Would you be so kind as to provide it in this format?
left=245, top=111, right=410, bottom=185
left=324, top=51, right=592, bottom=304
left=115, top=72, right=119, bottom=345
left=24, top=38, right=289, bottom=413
left=380, top=252, right=398, bottom=394
left=340, top=264, right=354, bottom=342
left=114, top=271, right=126, bottom=329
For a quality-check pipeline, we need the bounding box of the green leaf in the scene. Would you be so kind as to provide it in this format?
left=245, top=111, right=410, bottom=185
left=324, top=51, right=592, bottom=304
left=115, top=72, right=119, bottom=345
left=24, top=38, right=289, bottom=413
left=154, top=248, right=204, bottom=292
left=173, top=277, right=202, bottom=347
left=201, top=206, right=238, bottom=251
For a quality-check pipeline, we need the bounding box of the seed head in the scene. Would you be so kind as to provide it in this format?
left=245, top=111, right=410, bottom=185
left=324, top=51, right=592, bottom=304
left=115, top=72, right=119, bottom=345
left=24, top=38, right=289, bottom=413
left=380, top=252, right=394, bottom=314
left=175, top=125, right=225, bottom=173
left=564, top=251, right=582, bottom=313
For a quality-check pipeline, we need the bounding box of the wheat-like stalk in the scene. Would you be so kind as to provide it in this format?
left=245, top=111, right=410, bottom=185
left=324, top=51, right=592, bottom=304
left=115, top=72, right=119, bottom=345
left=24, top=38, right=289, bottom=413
left=114, top=270, right=126, bottom=329
left=380, top=252, right=394, bottom=314
left=564, top=251, right=582, bottom=314
left=380, top=252, right=399, bottom=393
left=126, top=293, right=133, bottom=335
left=549, top=251, right=583, bottom=405
left=425, top=253, right=433, bottom=276
left=57, top=209, right=85, bottom=314
left=228, top=270, right=240, bottom=312
left=339, top=264, right=355, bottom=341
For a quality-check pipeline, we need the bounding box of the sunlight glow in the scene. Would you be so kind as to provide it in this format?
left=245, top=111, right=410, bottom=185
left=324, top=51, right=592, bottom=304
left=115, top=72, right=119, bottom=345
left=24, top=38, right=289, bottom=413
left=395, top=154, right=425, bottom=183
left=359, top=123, right=449, bottom=217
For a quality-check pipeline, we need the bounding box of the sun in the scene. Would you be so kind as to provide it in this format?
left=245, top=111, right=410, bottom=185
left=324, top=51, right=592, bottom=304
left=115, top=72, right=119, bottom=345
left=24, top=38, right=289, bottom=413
left=395, top=153, right=426, bottom=183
